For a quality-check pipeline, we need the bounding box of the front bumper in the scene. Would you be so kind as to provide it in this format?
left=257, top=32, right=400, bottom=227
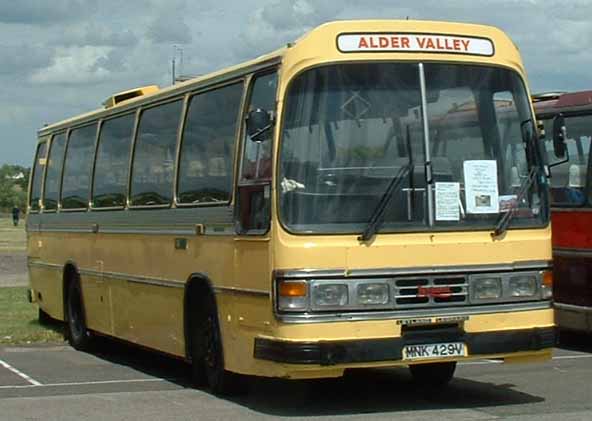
left=254, top=327, right=556, bottom=365
left=555, top=303, right=592, bottom=333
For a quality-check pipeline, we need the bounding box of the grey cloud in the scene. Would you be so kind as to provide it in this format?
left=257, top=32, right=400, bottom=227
left=91, top=48, right=129, bottom=73
left=0, top=0, right=96, bottom=24
left=146, top=14, right=192, bottom=44
left=0, top=44, right=54, bottom=75
left=259, top=1, right=343, bottom=31
left=147, top=19, right=192, bottom=44
left=57, top=25, right=139, bottom=48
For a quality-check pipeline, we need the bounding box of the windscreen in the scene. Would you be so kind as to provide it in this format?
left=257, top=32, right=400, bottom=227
left=279, top=62, right=547, bottom=234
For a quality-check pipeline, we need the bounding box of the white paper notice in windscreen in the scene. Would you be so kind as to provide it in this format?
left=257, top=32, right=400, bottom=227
left=435, top=182, right=460, bottom=221
left=464, top=160, right=499, bottom=214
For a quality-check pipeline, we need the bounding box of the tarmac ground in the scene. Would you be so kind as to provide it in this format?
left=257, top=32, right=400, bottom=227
left=0, top=332, right=591, bottom=421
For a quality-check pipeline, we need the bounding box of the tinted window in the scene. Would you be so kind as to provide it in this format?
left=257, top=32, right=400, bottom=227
left=93, top=114, right=135, bottom=208
left=178, top=83, right=243, bottom=204
left=29, top=142, right=47, bottom=212
left=62, top=124, right=97, bottom=209
left=130, top=100, right=182, bottom=206
left=43, top=133, right=67, bottom=210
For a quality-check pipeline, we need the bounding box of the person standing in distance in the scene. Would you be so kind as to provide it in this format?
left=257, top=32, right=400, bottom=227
left=12, top=205, right=20, bottom=227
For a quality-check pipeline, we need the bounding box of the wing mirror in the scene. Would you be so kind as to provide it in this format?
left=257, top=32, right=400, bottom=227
left=548, top=113, right=569, bottom=168
left=552, top=113, right=567, bottom=159
left=246, top=108, right=272, bottom=142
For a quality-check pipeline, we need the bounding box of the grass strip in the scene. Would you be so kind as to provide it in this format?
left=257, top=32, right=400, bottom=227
left=0, top=287, right=64, bottom=345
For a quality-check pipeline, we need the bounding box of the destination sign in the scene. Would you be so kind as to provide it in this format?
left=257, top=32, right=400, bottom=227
left=337, top=33, right=494, bottom=56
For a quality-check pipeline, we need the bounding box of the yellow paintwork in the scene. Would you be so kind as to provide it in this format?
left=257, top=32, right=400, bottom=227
left=28, top=20, right=553, bottom=379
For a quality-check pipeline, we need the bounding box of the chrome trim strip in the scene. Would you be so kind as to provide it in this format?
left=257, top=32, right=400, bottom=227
left=277, top=301, right=552, bottom=324
left=27, top=262, right=183, bottom=289
left=275, top=261, right=552, bottom=279
left=555, top=302, right=592, bottom=313
left=553, top=247, right=592, bottom=258
left=28, top=261, right=62, bottom=270
left=78, top=268, right=184, bottom=289
left=40, top=227, right=95, bottom=233
left=213, top=286, right=269, bottom=297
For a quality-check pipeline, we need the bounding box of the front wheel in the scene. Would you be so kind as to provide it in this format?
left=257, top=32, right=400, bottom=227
left=409, top=361, right=456, bottom=387
left=66, top=279, right=92, bottom=351
left=191, top=294, right=247, bottom=395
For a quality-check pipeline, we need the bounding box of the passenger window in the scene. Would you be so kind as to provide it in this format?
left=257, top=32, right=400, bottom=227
left=93, top=113, right=135, bottom=208
left=29, top=142, right=47, bottom=212
left=62, top=124, right=97, bottom=210
left=130, top=100, right=182, bottom=206
left=178, top=83, right=243, bottom=204
left=43, top=133, right=67, bottom=211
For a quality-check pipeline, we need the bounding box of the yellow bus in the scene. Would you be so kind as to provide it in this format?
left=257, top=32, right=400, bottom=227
left=27, top=20, right=557, bottom=395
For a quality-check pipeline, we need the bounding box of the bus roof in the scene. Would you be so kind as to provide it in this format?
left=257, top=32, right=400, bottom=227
left=38, top=19, right=523, bottom=136
left=533, top=90, right=592, bottom=116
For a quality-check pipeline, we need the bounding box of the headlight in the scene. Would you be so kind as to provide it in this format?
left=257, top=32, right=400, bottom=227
left=357, top=283, right=389, bottom=305
left=472, top=277, right=502, bottom=300
left=509, top=276, right=537, bottom=297
left=313, top=283, right=348, bottom=307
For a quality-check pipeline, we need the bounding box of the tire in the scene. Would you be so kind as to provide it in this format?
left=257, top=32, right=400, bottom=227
left=191, top=293, right=247, bottom=396
left=409, top=362, right=456, bottom=387
left=66, top=279, right=92, bottom=351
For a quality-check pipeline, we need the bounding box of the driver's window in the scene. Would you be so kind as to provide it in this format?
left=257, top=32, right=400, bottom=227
left=240, top=72, right=277, bottom=182
left=236, top=71, right=278, bottom=234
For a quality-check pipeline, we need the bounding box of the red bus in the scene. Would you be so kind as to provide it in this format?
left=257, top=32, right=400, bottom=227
left=534, top=91, right=592, bottom=333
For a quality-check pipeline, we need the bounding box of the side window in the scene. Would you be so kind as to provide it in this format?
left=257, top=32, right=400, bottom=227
left=43, top=133, right=67, bottom=211
left=130, top=100, right=182, bottom=206
left=544, top=114, right=592, bottom=206
left=93, top=113, right=135, bottom=208
left=178, top=83, right=243, bottom=204
left=241, top=73, right=277, bottom=181
left=62, top=124, right=97, bottom=210
left=237, top=71, right=278, bottom=234
left=29, top=142, right=47, bottom=212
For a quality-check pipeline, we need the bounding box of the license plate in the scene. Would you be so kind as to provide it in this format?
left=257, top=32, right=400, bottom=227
left=403, top=342, right=466, bottom=361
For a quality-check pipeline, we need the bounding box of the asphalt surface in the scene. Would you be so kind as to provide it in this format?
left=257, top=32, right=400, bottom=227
left=0, top=333, right=591, bottom=420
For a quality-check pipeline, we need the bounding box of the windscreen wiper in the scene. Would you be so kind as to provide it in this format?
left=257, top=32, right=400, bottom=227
left=492, top=166, right=538, bottom=238
left=359, top=163, right=412, bottom=242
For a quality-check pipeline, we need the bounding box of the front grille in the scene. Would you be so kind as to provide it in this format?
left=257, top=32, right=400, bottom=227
left=394, top=276, right=468, bottom=308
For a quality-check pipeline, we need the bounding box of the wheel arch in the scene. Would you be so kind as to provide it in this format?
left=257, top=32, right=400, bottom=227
left=62, top=260, right=80, bottom=321
left=184, top=273, right=217, bottom=360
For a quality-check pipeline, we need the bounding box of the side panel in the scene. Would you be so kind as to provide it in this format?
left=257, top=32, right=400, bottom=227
left=552, top=210, right=592, bottom=332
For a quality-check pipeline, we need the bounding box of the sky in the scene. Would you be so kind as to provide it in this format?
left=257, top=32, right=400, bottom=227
left=1, top=0, right=591, bottom=166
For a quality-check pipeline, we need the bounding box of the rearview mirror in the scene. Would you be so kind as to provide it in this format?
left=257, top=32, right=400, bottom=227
left=552, top=113, right=567, bottom=159
left=246, top=108, right=272, bottom=141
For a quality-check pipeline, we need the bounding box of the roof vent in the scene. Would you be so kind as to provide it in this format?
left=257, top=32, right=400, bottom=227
left=103, top=85, right=159, bottom=108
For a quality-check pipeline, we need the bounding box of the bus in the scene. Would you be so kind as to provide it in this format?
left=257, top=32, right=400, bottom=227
left=534, top=90, right=592, bottom=334
left=27, top=20, right=558, bottom=395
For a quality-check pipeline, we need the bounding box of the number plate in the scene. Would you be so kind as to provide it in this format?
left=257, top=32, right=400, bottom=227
left=403, top=342, right=466, bottom=361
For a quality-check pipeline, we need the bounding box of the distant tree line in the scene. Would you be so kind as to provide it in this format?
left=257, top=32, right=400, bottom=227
left=0, top=164, right=30, bottom=212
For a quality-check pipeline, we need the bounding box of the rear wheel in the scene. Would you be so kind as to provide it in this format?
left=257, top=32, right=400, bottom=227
left=409, top=362, right=456, bottom=387
left=66, top=279, right=92, bottom=351
left=191, top=293, right=247, bottom=395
